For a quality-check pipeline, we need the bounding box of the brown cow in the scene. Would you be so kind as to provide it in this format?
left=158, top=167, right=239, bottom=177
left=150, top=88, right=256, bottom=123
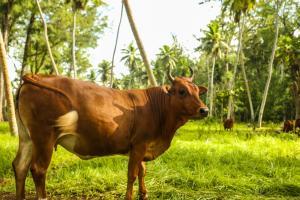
left=12, top=67, right=208, bottom=200
left=223, top=118, right=234, bottom=130
left=283, top=120, right=293, bottom=132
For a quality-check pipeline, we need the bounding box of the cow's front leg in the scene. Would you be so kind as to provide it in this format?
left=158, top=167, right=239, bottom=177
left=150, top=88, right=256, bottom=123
left=125, top=145, right=146, bottom=200
left=138, top=161, right=148, bottom=200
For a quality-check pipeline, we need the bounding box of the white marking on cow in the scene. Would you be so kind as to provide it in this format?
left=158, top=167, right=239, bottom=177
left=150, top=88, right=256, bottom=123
left=56, top=110, right=78, bottom=133
left=56, top=133, right=96, bottom=160
left=55, top=111, right=96, bottom=160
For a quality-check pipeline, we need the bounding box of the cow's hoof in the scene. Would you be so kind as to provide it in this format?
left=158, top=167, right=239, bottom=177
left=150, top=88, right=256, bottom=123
left=139, top=193, right=148, bottom=200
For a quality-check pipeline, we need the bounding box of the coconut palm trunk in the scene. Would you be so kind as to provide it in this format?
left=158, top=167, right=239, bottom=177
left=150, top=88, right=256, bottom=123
left=123, top=0, right=157, bottom=86
left=257, top=3, right=280, bottom=128
left=71, top=10, right=77, bottom=79
left=209, top=56, right=216, bottom=117
left=292, top=75, right=300, bottom=119
left=227, top=15, right=244, bottom=119
left=241, top=50, right=255, bottom=123
left=36, top=0, right=59, bottom=75
left=0, top=30, right=18, bottom=136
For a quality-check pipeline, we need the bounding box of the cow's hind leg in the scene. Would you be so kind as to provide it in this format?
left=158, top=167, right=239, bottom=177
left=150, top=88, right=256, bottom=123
left=30, top=129, right=55, bottom=200
left=12, top=113, right=33, bottom=200
left=12, top=140, right=33, bottom=200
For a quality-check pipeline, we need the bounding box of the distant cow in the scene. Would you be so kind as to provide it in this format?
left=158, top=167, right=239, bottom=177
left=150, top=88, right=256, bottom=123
left=283, top=120, right=293, bottom=132
left=12, top=66, right=209, bottom=200
left=223, top=118, right=234, bottom=130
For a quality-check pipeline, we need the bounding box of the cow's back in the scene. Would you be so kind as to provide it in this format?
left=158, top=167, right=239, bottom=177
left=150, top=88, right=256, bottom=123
left=19, top=75, right=135, bottom=157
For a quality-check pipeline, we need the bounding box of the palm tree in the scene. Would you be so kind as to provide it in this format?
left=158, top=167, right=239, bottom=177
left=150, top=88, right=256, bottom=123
left=123, top=0, right=157, bottom=86
left=98, top=60, right=111, bottom=86
left=223, top=0, right=256, bottom=121
left=121, top=43, right=142, bottom=88
left=157, top=45, right=177, bottom=85
left=257, top=0, right=281, bottom=128
left=36, top=0, right=59, bottom=75
left=0, top=30, right=18, bottom=136
left=197, top=20, right=228, bottom=117
left=67, top=0, right=88, bottom=79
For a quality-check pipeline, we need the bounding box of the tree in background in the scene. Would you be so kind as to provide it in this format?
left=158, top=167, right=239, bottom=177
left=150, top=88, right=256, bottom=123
left=196, top=20, right=228, bottom=117
left=98, top=60, right=111, bottom=86
left=223, top=0, right=256, bottom=121
left=36, top=0, right=59, bottom=75
left=156, top=45, right=177, bottom=85
left=121, top=42, right=147, bottom=88
left=0, top=30, right=18, bottom=135
left=257, top=0, right=282, bottom=128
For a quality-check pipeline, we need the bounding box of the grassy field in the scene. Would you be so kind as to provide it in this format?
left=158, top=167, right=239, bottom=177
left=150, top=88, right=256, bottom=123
left=0, top=121, right=299, bottom=199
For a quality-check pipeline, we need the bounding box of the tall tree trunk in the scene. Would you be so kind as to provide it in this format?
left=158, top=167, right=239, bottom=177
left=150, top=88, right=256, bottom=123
left=36, top=0, right=59, bottom=75
left=257, top=3, right=280, bottom=128
left=292, top=74, right=300, bottom=119
left=0, top=69, right=4, bottom=121
left=19, top=12, right=35, bottom=87
left=206, top=59, right=210, bottom=106
left=209, top=56, right=216, bottom=117
left=0, top=30, right=18, bottom=136
left=123, top=0, right=157, bottom=86
left=227, top=15, right=245, bottom=119
left=71, top=10, right=77, bottom=79
left=241, top=50, right=255, bottom=123
left=1, top=0, right=15, bottom=123
left=1, top=0, right=14, bottom=49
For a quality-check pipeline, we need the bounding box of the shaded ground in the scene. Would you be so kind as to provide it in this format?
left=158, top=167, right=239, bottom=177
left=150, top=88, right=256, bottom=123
left=0, top=192, right=35, bottom=200
left=0, top=192, right=111, bottom=200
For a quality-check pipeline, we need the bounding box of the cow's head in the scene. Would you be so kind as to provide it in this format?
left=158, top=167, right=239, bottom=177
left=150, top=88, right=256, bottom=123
left=167, top=66, right=209, bottom=118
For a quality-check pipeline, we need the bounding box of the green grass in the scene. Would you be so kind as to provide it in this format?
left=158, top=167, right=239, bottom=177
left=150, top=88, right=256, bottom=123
left=0, top=121, right=299, bottom=199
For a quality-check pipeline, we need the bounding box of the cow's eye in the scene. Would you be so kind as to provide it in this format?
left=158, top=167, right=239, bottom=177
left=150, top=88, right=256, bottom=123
left=178, top=89, right=187, bottom=97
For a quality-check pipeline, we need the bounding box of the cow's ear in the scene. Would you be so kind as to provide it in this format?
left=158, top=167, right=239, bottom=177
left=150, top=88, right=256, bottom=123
left=164, top=85, right=175, bottom=95
left=198, top=86, right=208, bottom=95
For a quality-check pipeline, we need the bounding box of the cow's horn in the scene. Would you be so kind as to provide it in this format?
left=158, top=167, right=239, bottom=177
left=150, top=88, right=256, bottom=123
left=167, top=65, right=175, bottom=82
left=189, top=66, right=194, bottom=80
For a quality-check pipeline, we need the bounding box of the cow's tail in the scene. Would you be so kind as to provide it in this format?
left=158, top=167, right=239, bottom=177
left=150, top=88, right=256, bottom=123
left=12, top=85, right=33, bottom=195
left=21, top=74, right=79, bottom=134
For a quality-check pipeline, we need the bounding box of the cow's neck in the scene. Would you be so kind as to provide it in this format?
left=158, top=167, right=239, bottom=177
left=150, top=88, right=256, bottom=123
left=145, top=87, right=188, bottom=141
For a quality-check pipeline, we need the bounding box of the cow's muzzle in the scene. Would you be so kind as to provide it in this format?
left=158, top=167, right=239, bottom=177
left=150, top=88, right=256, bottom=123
left=199, top=107, right=209, bottom=117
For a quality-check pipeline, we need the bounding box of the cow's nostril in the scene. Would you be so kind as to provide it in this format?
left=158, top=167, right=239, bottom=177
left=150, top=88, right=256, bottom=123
left=200, top=107, right=209, bottom=115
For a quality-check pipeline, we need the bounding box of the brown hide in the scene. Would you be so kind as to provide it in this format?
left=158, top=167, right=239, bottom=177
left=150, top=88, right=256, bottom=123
left=223, top=118, right=234, bottom=130
left=13, top=74, right=208, bottom=200
left=283, top=120, right=293, bottom=132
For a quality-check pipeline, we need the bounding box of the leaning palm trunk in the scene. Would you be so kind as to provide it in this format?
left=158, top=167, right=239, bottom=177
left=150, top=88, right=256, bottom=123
left=241, top=50, right=255, bottom=123
left=227, top=15, right=245, bottom=119
left=71, top=10, right=77, bottom=79
left=0, top=30, right=18, bottom=136
left=209, top=56, right=216, bottom=117
left=36, top=0, right=59, bottom=75
left=257, top=4, right=280, bottom=128
left=123, top=0, right=157, bottom=86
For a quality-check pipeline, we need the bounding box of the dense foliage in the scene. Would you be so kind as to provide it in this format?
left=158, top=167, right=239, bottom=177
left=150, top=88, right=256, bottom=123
left=0, top=0, right=299, bottom=123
